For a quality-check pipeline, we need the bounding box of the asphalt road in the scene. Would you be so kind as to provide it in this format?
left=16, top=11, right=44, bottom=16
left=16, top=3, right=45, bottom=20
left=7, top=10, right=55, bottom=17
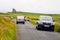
left=16, top=21, right=60, bottom=40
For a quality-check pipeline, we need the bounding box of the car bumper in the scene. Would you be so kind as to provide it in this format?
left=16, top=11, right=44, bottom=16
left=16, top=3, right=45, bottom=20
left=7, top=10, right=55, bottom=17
left=17, top=21, right=25, bottom=22
left=37, top=24, right=54, bottom=28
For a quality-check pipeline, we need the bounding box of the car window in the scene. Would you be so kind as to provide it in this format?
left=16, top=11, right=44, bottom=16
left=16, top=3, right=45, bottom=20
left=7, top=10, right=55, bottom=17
left=40, top=17, right=52, bottom=21
left=17, top=16, right=24, bottom=19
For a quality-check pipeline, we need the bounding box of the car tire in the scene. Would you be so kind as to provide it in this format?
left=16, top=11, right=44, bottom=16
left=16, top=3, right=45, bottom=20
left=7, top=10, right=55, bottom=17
left=51, top=27, right=54, bottom=32
left=36, top=26, right=38, bottom=30
left=16, top=22, right=18, bottom=24
left=50, top=26, right=54, bottom=32
left=23, top=22, right=25, bottom=24
left=36, top=26, right=40, bottom=30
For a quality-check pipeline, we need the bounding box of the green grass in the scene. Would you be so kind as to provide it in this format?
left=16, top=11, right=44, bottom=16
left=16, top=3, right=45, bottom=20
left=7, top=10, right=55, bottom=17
left=0, top=12, right=60, bottom=32
left=0, top=16, right=16, bottom=40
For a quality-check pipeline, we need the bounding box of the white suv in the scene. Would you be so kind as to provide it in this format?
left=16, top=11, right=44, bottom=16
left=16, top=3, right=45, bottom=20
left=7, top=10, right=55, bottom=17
left=36, top=16, right=55, bottom=31
left=16, top=16, right=26, bottom=24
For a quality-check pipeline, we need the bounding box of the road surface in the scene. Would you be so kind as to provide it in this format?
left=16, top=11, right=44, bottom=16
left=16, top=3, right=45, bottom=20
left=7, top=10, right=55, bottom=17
left=16, top=21, right=60, bottom=40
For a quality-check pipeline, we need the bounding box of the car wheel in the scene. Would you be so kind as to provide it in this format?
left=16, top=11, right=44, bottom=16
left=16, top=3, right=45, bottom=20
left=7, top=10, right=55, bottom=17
left=16, top=22, right=18, bottom=24
left=23, top=22, right=25, bottom=24
left=51, top=27, right=54, bottom=32
left=36, top=26, right=38, bottom=29
left=50, top=26, right=54, bottom=32
left=36, top=26, right=40, bottom=30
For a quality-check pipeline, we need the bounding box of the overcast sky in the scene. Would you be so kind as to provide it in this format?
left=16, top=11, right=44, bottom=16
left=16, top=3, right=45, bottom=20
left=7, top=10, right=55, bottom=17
left=0, top=0, right=60, bottom=14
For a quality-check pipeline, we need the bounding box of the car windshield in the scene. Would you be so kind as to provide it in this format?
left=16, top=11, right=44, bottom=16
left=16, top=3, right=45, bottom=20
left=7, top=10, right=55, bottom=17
left=40, top=17, right=52, bottom=21
left=17, top=16, right=24, bottom=19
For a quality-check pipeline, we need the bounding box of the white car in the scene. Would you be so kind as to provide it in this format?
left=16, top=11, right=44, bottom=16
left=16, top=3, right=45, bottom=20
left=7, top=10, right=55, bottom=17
left=36, top=16, right=55, bottom=31
left=16, top=16, right=26, bottom=24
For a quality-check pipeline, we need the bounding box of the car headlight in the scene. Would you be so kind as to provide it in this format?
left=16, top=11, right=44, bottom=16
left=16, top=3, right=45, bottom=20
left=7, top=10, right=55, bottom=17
left=51, top=22, right=55, bottom=25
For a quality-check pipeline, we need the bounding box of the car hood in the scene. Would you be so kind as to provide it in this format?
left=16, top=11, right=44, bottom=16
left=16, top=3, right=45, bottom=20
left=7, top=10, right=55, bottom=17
left=37, top=20, right=53, bottom=23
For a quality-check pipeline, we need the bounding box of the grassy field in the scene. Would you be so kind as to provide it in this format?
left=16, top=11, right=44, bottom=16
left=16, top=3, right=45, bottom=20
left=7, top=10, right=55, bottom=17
left=0, top=12, right=60, bottom=32
left=0, top=16, right=16, bottom=40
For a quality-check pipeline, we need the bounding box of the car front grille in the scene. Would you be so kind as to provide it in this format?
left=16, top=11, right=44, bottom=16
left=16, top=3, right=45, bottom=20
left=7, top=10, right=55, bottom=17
left=43, top=22, right=51, bottom=25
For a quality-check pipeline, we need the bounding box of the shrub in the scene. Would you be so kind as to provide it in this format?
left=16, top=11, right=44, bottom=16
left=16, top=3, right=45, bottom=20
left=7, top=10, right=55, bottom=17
left=29, top=19, right=37, bottom=25
left=55, top=22, right=60, bottom=32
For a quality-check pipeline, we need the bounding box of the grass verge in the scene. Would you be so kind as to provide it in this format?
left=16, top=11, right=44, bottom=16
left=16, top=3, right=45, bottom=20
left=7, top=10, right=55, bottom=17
left=0, top=16, right=16, bottom=40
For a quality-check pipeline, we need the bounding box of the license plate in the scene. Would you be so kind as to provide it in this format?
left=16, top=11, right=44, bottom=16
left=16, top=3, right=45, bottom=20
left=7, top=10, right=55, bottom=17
left=44, top=25, right=50, bottom=27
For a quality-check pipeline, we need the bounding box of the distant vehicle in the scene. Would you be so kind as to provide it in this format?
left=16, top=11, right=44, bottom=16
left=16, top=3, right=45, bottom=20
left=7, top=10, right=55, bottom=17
left=36, top=16, right=55, bottom=31
left=16, top=16, right=26, bottom=24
